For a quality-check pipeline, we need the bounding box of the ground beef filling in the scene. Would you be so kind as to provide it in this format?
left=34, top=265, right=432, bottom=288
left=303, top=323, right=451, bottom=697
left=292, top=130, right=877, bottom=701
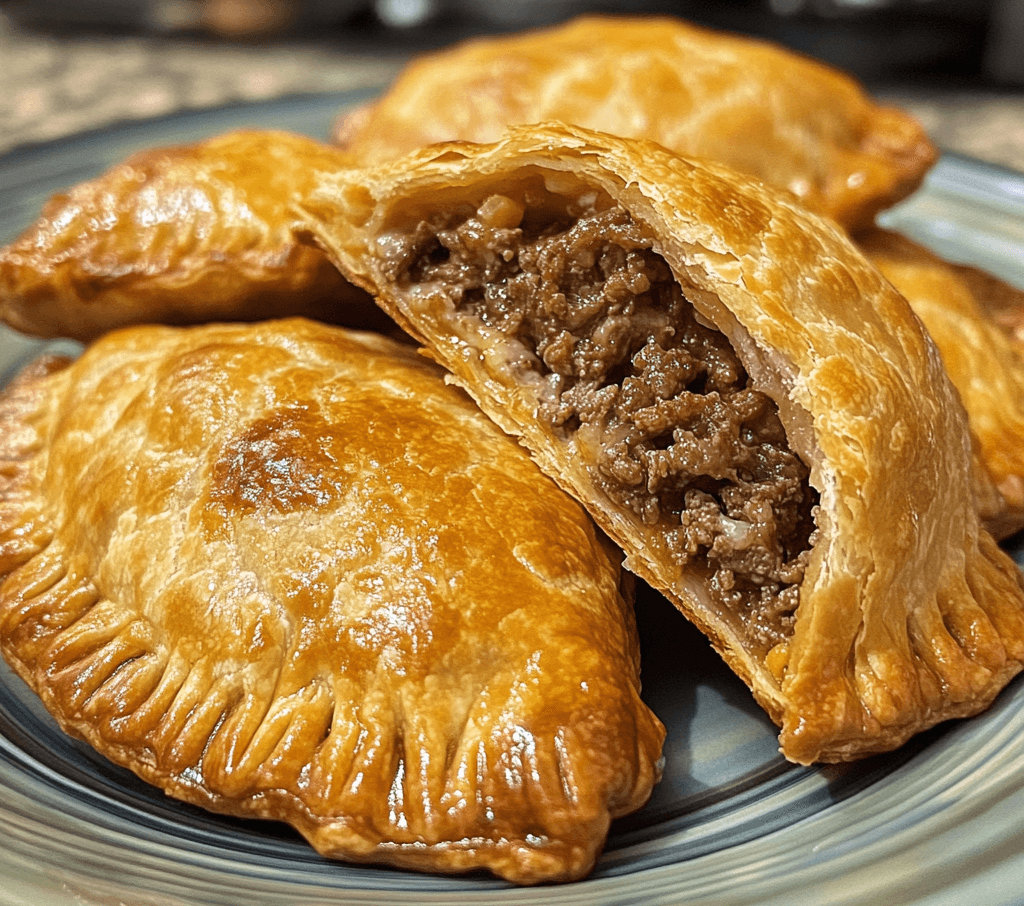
left=397, top=199, right=817, bottom=652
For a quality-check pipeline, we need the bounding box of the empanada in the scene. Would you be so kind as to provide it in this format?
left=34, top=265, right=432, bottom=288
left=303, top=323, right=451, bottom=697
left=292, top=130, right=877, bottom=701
left=866, top=229, right=1024, bottom=357
left=857, top=227, right=1024, bottom=539
left=297, top=123, right=1024, bottom=764
left=967, top=267, right=1024, bottom=351
left=0, top=130, right=388, bottom=342
left=0, top=317, right=664, bottom=884
left=331, top=15, right=936, bottom=230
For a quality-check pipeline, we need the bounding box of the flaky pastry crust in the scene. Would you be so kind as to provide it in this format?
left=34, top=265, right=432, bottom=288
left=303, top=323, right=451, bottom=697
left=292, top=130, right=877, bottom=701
left=331, top=15, right=936, bottom=230
left=0, top=130, right=387, bottom=342
left=298, top=123, right=1024, bottom=764
left=857, top=227, right=1024, bottom=539
left=0, top=318, right=664, bottom=884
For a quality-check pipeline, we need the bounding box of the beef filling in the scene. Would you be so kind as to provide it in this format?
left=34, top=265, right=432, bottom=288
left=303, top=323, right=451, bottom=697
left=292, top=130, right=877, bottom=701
left=391, top=196, right=817, bottom=652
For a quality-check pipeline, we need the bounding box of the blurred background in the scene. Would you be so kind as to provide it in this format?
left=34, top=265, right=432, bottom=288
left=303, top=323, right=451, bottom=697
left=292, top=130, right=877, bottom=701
left=1, top=0, right=1023, bottom=169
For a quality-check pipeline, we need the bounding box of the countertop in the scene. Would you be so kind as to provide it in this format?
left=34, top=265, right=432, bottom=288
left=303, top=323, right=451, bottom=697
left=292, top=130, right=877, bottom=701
left=1, top=10, right=1023, bottom=174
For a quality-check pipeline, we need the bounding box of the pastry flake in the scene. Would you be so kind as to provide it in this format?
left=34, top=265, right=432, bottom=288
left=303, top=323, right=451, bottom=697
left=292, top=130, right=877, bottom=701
left=0, top=317, right=664, bottom=884
left=332, top=15, right=937, bottom=230
left=857, top=227, right=1024, bottom=539
left=297, top=123, right=1024, bottom=764
left=0, top=130, right=389, bottom=342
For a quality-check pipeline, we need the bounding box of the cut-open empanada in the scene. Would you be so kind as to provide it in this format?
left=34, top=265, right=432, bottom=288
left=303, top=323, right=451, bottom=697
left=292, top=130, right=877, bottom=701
left=0, top=317, right=664, bottom=884
left=298, top=123, right=1024, bottom=764
left=857, top=227, right=1024, bottom=539
left=0, top=130, right=386, bottom=342
left=331, top=15, right=936, bottom=231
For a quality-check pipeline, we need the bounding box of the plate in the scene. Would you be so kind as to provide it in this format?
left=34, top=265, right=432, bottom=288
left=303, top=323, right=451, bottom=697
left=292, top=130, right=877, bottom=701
left=1, top=91, right=1024, bottom=906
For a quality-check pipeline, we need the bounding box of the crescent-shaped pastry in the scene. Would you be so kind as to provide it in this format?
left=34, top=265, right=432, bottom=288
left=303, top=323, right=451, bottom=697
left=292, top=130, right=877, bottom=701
left=857, top=227, right=1024, bottom=539
left=0, top=317, right=664, bottom=884
left=297, top=123, right=1024, bottom=765
left=0, top=130, right=387, bottom=342
left=331, top=15, right=937, bottom=230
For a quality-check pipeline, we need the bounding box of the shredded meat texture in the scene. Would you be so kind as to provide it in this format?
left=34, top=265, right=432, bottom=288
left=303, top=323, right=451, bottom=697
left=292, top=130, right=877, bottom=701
left=396, top=198, right=818, bottom=651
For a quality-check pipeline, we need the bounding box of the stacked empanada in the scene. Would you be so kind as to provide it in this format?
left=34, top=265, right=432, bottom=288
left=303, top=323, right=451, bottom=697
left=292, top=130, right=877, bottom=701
left=0, top=130, right=389, bottom=342
left=331, top=14, right=937, bottom=232
left=0, top=318, right=664, bottom=884
left=856, top=228, right=1024, bottom=538
left=297, top=122, right=1024, bottom=765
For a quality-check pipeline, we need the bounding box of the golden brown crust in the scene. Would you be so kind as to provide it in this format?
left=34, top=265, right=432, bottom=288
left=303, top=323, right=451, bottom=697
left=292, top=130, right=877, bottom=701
left=0, top=317, right=664, bottom=884
left=297, top=122, right=1024, bottom=764
left=332, top=14, right=937, bottom=230
left=0, top=130, right=388, bottom=342
left=961, top=264, right=1024, bottom=352
left=856, top=227, right=1024, bottom=539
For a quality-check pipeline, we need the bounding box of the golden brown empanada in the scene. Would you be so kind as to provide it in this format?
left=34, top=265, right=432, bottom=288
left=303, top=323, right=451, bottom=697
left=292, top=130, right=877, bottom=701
left=965, top=266, right=1024, bottom=351
left=0, top=317, right=664, bottom=884
left=297, top=123, right=1024, bottom=765
left=857, top=227, right=1024, bottom=539
left=0, top=130, right=389, bottom=342
left=863, top=229, right=1024, bottom=358
left=331, top=15, right=936, bottom=231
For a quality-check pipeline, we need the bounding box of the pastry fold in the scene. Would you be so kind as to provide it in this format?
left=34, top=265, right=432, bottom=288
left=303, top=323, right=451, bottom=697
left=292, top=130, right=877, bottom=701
left=0, top=317, right=664, bottom=884
left=297, top=123, right=1024, bottom=764
left=857, top=227, right=1024, bottom=539
left=0, top=130, right=384, bottom=342
left=331, top=14, right=936, bottom=230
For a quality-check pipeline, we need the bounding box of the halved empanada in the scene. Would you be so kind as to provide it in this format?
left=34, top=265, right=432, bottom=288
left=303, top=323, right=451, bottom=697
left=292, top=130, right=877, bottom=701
left=857, top=227, right=1024, bottom=539
left=297, top=123, right=1024, bottom=764
left=331, top=15, right=936, bottom=230
left=0, top=130, right=387, bottom=342
left=0, top=317, right=664, bottom=884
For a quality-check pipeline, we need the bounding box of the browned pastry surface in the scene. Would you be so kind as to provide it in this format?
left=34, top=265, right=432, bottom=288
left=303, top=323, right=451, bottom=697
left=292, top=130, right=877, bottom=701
left=942, top=249, right=1024, bottom=354
left=857, top=227, right=1024, bottom=539
left=332, top=15, right=937, bottom=231
left=0, top=130, right=390, bottom=342
left=298, top=123, right=1024, bottom=765
left=0, top=317, right=664, bottom=884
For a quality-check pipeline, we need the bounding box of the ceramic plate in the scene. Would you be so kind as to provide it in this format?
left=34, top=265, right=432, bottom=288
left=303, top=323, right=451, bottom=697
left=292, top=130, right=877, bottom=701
left=1, top=91, right=1024, bottom=906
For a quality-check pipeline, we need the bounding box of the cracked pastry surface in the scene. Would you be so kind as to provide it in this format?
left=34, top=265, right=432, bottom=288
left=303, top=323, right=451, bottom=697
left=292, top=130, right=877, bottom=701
left=331, top=14, right=936, bottom=231
left=0, top=130, right=386, bottom=342
left=298, top=123, right=1024, bottom=764
left=0, top=317, right=664, bottom=884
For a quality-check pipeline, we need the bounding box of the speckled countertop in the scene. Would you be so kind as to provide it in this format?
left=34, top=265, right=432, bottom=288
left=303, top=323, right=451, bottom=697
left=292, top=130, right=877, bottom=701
left=1, top=9, right=1023, bottom=174
left=0, top=13, right=404, bottom=153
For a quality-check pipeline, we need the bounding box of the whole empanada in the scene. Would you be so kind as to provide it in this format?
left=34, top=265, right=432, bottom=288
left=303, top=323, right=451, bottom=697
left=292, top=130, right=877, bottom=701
left=0, top=317, right=664, bottom=884
left=331, top=15, right=936, bottom=230
left=857, top=227, right=1024, bottom=539
left=0, top=130, right=388, bottom=342
left=297, top=123, right=1024, bottom=765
